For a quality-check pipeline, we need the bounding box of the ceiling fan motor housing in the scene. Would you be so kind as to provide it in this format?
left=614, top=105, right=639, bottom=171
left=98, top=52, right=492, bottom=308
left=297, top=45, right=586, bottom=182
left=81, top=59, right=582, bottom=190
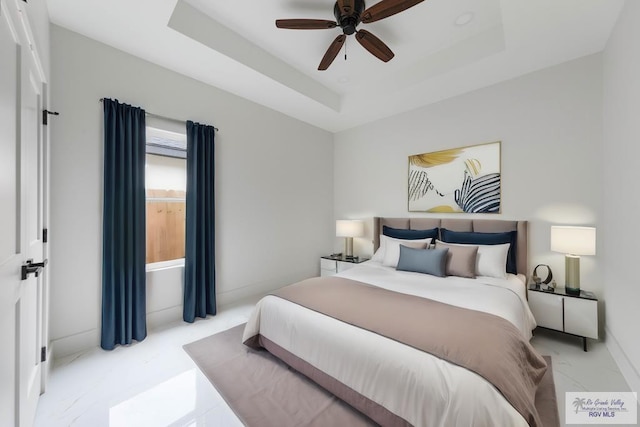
left=276, top=0, right=423, bottom=70
left=334, top=0, right=366, bottom=35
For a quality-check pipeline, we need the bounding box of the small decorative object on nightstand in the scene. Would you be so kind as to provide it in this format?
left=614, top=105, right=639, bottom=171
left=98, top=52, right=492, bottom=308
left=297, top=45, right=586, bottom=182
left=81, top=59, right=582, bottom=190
left=531, top=264, right=554, bottom=291
left=528, top=285, right=598, bottom=351
left=320, top=255, right=369, bottom=277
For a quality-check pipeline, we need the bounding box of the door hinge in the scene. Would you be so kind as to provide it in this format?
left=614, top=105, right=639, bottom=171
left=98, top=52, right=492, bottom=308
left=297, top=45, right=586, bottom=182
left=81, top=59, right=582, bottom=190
left=43, top=109, right=59, bottom=125
left=43, top=228, right=48, bottom=243
left=41, top=346, right=47, bottom=363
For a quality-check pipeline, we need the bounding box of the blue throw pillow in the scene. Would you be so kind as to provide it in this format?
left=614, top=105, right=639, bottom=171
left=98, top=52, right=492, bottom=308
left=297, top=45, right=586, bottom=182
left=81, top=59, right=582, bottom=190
left=383, top=225, right=439, bottom=240
left=396, top=245, right=448, bottom=277
left=440, top=229, right=517, bottom=274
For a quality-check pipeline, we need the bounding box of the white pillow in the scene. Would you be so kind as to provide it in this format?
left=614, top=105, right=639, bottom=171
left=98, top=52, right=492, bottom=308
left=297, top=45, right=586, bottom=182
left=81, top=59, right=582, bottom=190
left=370, top=246, right=385, bottom=263
left=378, top=236, right=432, bottom=268
left=371, top=235, right=432, bottom=263
left=436, top=240, right=509, bottom=279
left=371, top=235, right=387, bottom=263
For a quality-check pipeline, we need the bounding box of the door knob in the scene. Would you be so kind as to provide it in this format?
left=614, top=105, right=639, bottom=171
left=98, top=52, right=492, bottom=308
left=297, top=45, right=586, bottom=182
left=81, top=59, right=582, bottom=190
left=21, top=259, right=48, bottom=280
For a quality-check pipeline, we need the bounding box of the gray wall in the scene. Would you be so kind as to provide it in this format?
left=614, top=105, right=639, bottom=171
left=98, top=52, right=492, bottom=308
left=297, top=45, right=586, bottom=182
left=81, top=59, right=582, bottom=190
left=603, top=0, right=640, bottom=398
left=49, top=25, right=334, bottom=357
left=334, top=54, right=603, bottom=297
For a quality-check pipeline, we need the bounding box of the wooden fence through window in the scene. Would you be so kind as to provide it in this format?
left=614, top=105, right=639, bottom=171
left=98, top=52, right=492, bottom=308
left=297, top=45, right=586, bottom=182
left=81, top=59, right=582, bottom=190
left=146, top=189, right=186, bottom=264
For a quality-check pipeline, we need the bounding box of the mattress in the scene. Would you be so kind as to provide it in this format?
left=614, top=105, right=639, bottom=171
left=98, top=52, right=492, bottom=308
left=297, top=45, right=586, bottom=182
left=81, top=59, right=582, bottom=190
left=243, top=261, right=541, bottom=426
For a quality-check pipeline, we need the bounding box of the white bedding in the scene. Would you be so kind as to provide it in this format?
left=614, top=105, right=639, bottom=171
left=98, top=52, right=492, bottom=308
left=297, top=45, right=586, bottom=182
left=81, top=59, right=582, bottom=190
left=243, top=261, right=539, bottom=427
left=338, top=261, right=537, bottom=338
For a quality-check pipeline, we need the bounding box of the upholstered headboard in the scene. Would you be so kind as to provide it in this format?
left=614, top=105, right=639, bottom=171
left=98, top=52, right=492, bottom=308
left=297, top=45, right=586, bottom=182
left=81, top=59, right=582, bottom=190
left=373, top=217, right=528, bottom=276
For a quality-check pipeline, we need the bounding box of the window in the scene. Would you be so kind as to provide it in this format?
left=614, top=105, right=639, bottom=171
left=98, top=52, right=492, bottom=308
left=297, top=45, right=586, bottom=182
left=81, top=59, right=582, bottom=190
left=145, top=127, right=187, bottom=266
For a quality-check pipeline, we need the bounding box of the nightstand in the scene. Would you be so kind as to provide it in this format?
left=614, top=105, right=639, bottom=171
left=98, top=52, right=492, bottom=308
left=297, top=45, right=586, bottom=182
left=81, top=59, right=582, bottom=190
left=320, top=255, right=369, bottom=277
left=527, top=285, right=598, bottom=351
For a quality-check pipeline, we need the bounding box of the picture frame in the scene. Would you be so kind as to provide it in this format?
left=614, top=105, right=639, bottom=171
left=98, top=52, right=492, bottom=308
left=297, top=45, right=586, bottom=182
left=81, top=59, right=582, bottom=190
left=408, top=141, right=501, bottom=213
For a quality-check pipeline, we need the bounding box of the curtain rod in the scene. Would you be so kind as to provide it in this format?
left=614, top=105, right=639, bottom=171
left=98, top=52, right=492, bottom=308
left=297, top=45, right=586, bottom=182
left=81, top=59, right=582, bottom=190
left=99, top=98, right=219, bottom=132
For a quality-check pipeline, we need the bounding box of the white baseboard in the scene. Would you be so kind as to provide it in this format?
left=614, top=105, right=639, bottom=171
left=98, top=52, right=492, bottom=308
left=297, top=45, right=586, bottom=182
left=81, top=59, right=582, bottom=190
left=51, top=270, right=312, bottom=360
left=51, top=328, right=99, bottom=360
left=147, top=306, right=182, bottom=330
left=217, top=270, right=312, bottom=307
left=605, top=326, right=640, bottom=404
left=51, top=306, right=183, bottom=359
left=217, top=284, right=272, bottom=307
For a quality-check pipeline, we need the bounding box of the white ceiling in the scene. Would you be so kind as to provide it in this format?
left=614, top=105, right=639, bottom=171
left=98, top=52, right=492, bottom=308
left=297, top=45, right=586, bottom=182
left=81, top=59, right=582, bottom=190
left=46, top=0, right=624, bottom=132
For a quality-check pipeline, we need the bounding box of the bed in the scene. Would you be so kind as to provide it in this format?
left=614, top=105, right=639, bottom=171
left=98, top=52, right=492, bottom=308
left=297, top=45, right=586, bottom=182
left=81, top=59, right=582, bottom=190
left=243, top=218, right=546, bottom=427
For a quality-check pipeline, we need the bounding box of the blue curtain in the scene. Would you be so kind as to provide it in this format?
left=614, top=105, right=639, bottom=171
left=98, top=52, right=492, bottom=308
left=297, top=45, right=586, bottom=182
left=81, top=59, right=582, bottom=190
left=101, top=99, right=147, bottom=350
left=183, top=120, right=217, bottom=322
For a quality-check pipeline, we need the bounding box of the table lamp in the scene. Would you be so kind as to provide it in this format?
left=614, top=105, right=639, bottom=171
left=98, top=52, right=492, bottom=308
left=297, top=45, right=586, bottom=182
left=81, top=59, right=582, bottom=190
left=550, top=226, right=596, bottom=295
left=336, top=220, right=364, bottom=259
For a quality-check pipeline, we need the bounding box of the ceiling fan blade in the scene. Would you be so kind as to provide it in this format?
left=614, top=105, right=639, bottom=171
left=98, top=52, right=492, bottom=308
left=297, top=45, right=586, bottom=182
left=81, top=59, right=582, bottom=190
left=275, top=19, right=338, bottom=30
left=337, top=0, right=355, bottom=15
left=318, top=34, right=347, bottom=70
left=355, top=29, right=394, bottom=62
left=361, top=0, right=424, bottom=24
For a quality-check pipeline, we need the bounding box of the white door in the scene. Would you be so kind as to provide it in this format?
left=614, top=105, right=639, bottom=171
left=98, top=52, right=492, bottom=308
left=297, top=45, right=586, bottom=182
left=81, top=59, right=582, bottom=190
left=19, top=38, right=45, bottom=427
left=0, top=1, right=48, bottom=425
left=0, top=4, right=21, bottom=424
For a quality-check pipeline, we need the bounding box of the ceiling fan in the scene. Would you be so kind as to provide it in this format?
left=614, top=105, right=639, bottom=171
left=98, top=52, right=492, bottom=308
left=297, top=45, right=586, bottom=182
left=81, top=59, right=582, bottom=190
left=276, top=0, right=424, bottom=70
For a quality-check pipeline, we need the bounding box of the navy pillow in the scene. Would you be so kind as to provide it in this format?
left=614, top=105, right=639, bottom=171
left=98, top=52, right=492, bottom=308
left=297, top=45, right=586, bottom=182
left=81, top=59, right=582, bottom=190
left=396, top=245, right=448, bottom=277
left=440, top=229, right=517, bottom=274
left=383, top=225, right=439, bottom=240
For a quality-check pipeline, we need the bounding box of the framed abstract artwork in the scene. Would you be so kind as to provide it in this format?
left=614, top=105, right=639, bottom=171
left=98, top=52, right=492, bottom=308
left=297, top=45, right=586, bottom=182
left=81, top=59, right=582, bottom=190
left=408, top=141, right=501, bottom=213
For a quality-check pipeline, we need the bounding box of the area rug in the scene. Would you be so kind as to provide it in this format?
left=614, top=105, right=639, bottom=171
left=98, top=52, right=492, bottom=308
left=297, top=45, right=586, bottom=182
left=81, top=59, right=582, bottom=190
left=184, top=324, right=560, bottom=427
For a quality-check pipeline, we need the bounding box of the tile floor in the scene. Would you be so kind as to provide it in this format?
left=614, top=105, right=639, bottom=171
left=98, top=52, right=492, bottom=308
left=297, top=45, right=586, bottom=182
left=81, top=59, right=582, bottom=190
left=35, top=298, right=635, bottom=427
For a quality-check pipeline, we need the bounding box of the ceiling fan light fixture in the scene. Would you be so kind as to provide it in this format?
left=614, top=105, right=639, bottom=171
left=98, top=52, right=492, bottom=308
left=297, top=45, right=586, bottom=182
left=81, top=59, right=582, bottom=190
left=454, top=12, right=474, bottom=26
left=334, top=0, right=366, bottom=35
left=276, top=0, right=425, bottom=70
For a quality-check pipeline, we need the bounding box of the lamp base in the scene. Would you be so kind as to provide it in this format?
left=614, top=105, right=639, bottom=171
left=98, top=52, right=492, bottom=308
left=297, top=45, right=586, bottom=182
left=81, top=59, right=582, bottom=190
left=344, top=237, right=354, bottom=258
left=565, top=254, right=581, bottom=294
left=565, top=287, right=581, bottom=296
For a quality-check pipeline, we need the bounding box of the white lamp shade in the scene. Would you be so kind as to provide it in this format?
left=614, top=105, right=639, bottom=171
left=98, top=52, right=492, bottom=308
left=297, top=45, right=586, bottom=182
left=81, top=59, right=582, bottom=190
left=336, top=220, right=364, bottom=238
left=550, top=226, right=596, bottom=255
